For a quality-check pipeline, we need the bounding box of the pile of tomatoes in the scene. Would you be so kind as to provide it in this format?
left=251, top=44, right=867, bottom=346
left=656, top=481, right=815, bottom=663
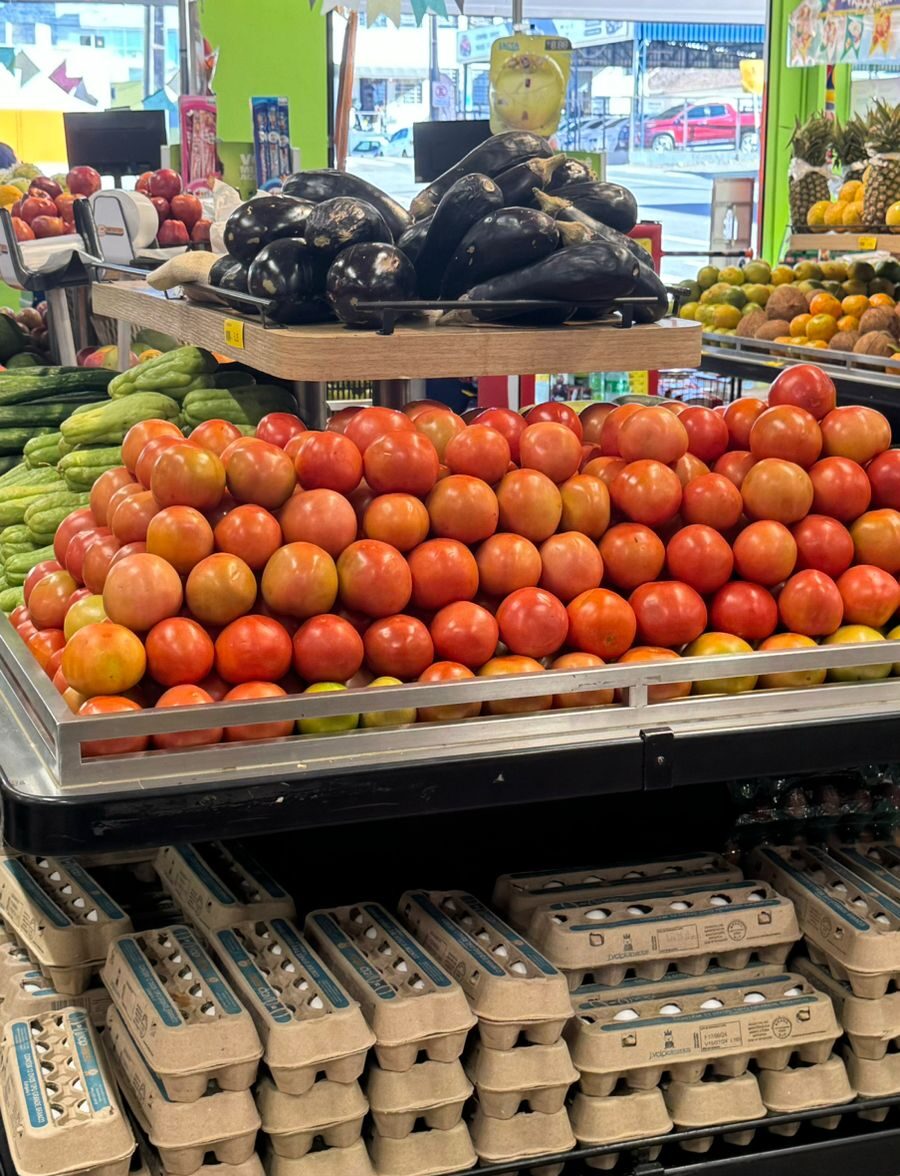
left=10, top=362, right=900, bottom=756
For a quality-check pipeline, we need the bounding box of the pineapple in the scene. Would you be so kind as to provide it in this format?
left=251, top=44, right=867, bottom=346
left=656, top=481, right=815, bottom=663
left=789, top=114, right=833, bottom=230
left=833, top=113, right=869, bottom=179
left=862, top=100, right=900, bottom=227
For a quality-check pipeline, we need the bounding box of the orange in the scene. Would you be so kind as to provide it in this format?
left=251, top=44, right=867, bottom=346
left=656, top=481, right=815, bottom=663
left=807, top=339, right=829, bottom=349
left=842, top=294, right=869, bottom=318
left=870, top=293, right=896, bottom=308
left=807, top=313, right=838, bottom=341
left=808, top=292, right=843, bottom=319
left=790, top=313, right=812, bottom=337
left=837, top=314, right=859, bottom=333
left=774, top=336, right=795, bottom=345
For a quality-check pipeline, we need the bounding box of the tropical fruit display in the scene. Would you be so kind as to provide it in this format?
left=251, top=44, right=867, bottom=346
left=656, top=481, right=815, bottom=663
left=789, top=113, right=833, bottom=229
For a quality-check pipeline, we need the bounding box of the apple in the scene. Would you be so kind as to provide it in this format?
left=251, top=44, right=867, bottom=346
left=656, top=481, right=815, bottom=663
left=54, top=193, right=84, bottom=226
left=29, top=177, right=63, bottom=201
left=30, top=216, right=66, bottom=239
left=149, top=168, right=182, bottom=202
left=20, top=195, right=58, bottom=225
left=150, top=196, right=170, bottom=225
left=135, top=171, right=153, bottom=195
left=157, top=219, right=190, bottom=247
left=11, top=217, right=34, bottom=242
left=83, top=345, right=138, bottom=369
left=190, top=218, right=212, bottom=243
left=10, top=199, right=22, bottom=220
left=170, top=193, right=202, bottom=229
left=66, top=166, right=101, bottom=197
left=361, top=676, right=417, bottom=727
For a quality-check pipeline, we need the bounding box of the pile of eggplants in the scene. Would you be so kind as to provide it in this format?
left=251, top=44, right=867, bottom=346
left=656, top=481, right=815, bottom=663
left=209, top=131, right=668, bottom=329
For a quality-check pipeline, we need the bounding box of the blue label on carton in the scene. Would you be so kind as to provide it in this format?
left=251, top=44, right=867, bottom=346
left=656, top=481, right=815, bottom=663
left=364, top=905, right=452, bottom=988
left=59, top=860, right=127, bottom=920
left=310, top=914, right=396, bottom=1002
left=271, top=919, right=349, bottom=1008
left=232, top=844, right=288, bottom=900
left=216, top=929, right=292, bottom=1024
left=172, top=926, right=242, bottom=1015
left=406, top=893, right=503, bottom=976
left=757, top=849, right=870, bottom=931
left=70, top=1011, right=110, bottom=1113
left=175, top=846, right=236, bottom=906
left=119, top=939, right=182, bottom=1028
left=462, top=893, right=559, bottom=976
left=5, top=861, right=69, bottom=927
left=11, top=1021, right=47, bottom=1128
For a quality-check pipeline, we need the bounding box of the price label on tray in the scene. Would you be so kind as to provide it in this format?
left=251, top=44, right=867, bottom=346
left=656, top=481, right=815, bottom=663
left=223, top=318, right=245, bottom=349
left=857, top=235, right=878, bottom=251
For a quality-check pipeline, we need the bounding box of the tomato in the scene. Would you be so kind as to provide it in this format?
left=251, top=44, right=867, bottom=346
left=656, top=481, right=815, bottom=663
left=220, top=681, right=292, bottom=741
left=681, top=473, right=743, bottom=532
left=792, top=515, right=853, bottom=578
left=63, top=595, right=107, bottom=640
left=190, top=419, right=244, bottom=456
left=477, top=407, right=527, bottom=463
left=867, top=450, right=900, bottom=513
left=293, top=614, right=364, bottom=683
left=749, top=404, right=823, bottom=468
left=63, top=622, right=146, bottom=697
left=525, top=401, right=584, bottom=441
left=616, top=646, right=691, bottom=702
left=256, top=543, right=335, bottom=621
left=151, top=442, right=226, bottom=512
left=227, top=438, right=297, bottom=510
left=444, top=425, right=510, bottom=484
left=582, top=456, right=626, bottom=488
left=327, top=405, right=364, bottom=435
left=673, top=453, right=710, bottom=488
left=629, top=581, right=707, bottom=648
left=363, top=494, right=429, bottom=552
left=610, top=460, right=682, bottom=527
left=732, top=520, right=797, bottom=586
left=65, top=527, right=108, bottom=583
left=430, top=601, right=498, bottom=668
left=214, top=504, right=283, bottom=570
left=550, top=651, right=614, bottom=708
left=363, top=614, right=434, bottom=680
left=23, top=560, right=62, bottom=606
left=496, top=469, right=562, bottom=542
left=29, top=570, right=78, bottom=629
left=9, top=605, right=28, bottom=628
left=579, top=402, right=616, bottom=444
left=581, top=444, right=603, bottom=469
left=710, top=582, right=777, bottom=643
left=364, top=430, right=440, bottom=497
left=413, top=408, right=466, bottom=461
left=684, top=631, right=757, bottom=694
left=479, top=655, right=552, bottom=715
left=78, top=696, right=148, bottom=757
left=279, top=489, right=356, bottom=557
left=90, top=468, right=137, bottom=527
left=103, top=553, right=183, bottom=630
left=496, top=587, right=568, bottom=659
left=426, top=476, right=498, bottom=545
left=558, top=475, right=610, bottom=540
left=121, top=418, right=182, bottom=473
left=758, top=632, right=826, bottom=689
left=403, top=399, right=448, bottom=420
left=295, top=432, right=363, bottom=495
left=820, top=405, right=891, bottom=465
left=475, top=533, right=541, bottom=598
left=417, top=661, right=481, bottom=722
left=713, top=451, right=756, bottom=490
left=108, top=542, right=146, bottom=570
left=666, top=525, right=733, bottom=595
left=153, top=685, right=223, bottom=749
left=850, top=509, right=900, bottom=573
left=144, top=506, right=213, bottom=574
left=566, top=588, right=637, bottom=659
left=27, top=628, right=65, bottom=672
left=135, top=434, right=189, bottom=489
left=110, top=490, right=160, bottom=545
left=777, top=570, right=843, bottom=637
left=53, top=507, right=97, bottom=565
left=599, top=404, right=643, bottom=456
left=837, top=565, right=900, bottom=628
left=615, top=407, right=687, bottom=465
left=519, top=422, right=583, bottom=483
left=408, top=539, right=479, bottom=610
left=539, top=532, right=604, bottom=603
left=599, top=523, right=665, bottom=592
left=823, top=624, right=892, bottom=682
left=142, top=617, right=215, bottom=688
left=344, top=406, right=415, bottom=455
left=256, top=412, right=306, bottom=448
left=768, top=365, right=837, bottom=420
left=678, top=406, right=729, bottom=464
left=808, top=456, right=872, bottom=522
left=337, top=540, right=413, bottom=618
left=212, top=614, right=293, bottom=684
left=741, top=459, right=813, bottom=525
left=723, top=399, right=766, bottom=449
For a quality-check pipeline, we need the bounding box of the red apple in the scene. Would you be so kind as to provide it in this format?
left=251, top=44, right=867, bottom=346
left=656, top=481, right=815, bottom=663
left=20, top=195, right=58, bottom=225
left=190, top=218, right=211, bottom=243
left=29, top=177, right=63, bottom=201
left=149, top=169, right=182, bottom=202
left=31, top=216, right=66, bottom=239
left=170, top=193, right=202, bottom=229
left=157, top=219, right=190, bottom=247
left=135, top=171, right=153, bottom=195
left=66, top=166, right=102, bottom=197
left=11, top=217, right=34, bottom=242
left=10, top=199, right=22, bottom=219
left=150, top=196, right=170, bottom=225
left=54, top=193, right=84, bottom=226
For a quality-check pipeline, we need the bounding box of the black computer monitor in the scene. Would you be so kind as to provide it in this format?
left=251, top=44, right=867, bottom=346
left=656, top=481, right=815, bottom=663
left=413, top=119, right=492, bottom=183
left=64, top=110, right=167, bottom=177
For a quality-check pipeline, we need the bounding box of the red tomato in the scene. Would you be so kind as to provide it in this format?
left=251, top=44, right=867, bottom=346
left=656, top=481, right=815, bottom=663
left=417, top=661, right=481, bottom=722
left=599, top=523, right=665, bottom=592
left=496, top=469, right=562, bottom=542
left=445, top=425, right=511, bottom=484
left=294, top=431, right=363, bottom=495
left=549, top=651, right=614, bottom=708
left=579, top=402, right=616, bottom=445
left=135, top=434, right=190, bottom=489
left=364, top=614, right=434, bottom=680
left=65, top=528, right=109, bottom=584
left=850, top=509, right=900, bottom=573
left=629, top=581, right=707, bottom=648
left=337, top=540, right=413, bottom=617
left=9, top=605, right=28, bottom=628
left=479, top=655, right=552, bottom=715
left=80, top=536, right=122, bottom=595
left=673, top=453, right=710, bottom=488
left=809, top=456, right=872, bottom=522
left=408, top=539, right=479, bottom=610
left=710, top=582, right=778, bottom=643
left=279, top=489, right=357, bottom=557
left=145, top=617, right=215, bottom=687
left=611, top=460, right=682, bottom=527
left=214, top=505, right=283, bottom=570
left=496, top=587, right=568, bottom=659
left=53, top=507, right=97, bottom=565
left=616, top=646, right=691, bottom=702
left=558, top=475, right=610, bottom=540
left=837, top=565, right=900, bottom=628
left=27, top=628, right=66, bottom=672
left=566, top=588, right=637, bottom=659
left=413, top=409, right=466, bottom=461
left=757, top=632, right=826, bottom=690
left=868, top=450, right=900, bottom=510
left=108, top=542, right=146, bottom=569
left=223, top=681, right=294, bottom=742
left=223, top=438, right=296, bottom=510
left=768, top=364, right=837, bottom=420
left=519, top=422, right=583, bottom=483
left=477, top=407, right=527, bottom=464
left=190, top=419, right=244, bottom=456
left=111, top=490, right=161, bottom=544
left=713, top=451, right=756, bottom=490
left=733, top=520, right=797, bottom=586
left=681, top=473, right=743, bottom=532
left=741, top=459, right=813, bottom=525
left=723, top=399, right=766, bottom=449
left=403, top=399, right=449, bottom=421
left=430, top=601, right=499, bottom=668
left=538, top=532, right=604, bottom=603
left=749, top=404, right=823, bottom=468
left=121, top=418, right=182, bottom=473
left=145, top=506, right=214, bottom=574
left=184, top=552, right=256, bottom=625
left=327, top=406, right=364, bottom=435
left=475, top=533, right=542, bottom=598
left=599, top=404, right=643, bottom=456
left=525, top=401, right=584, bottom=441
left=616, top=407, right=688, bottom=465
left=582, top=456, right=627, bottom=488
left=778, top=570, right=843, bottom=637
left=63, top=623, right=146, bottom=698
left=427, top=476, right=498, bottom=545
left=820, top=405, right=891, bottom=464
left=153, top=685, right=223, bottom=749
left=260, top=543, right=337, bottom=619
left=152, top=442, right=225, bottom=512
left=29, top=570, right=78, bottom=629
left=23, top=560, right=63, bottom=606
left=666, top=525, right=733, bottom=595
left=792, top=515, right=854, bottom=578
left=293, top=614, right=364, bottom=682
left=363, top=494, right=430, bottom=552
left=79, top=696, right=148, bottom=757
left=90, top=468, right=137, bottom=527
left=678, top=406, right=729, bottom=464
left=363, top=430, right=440, bottom=498
left=104, top=553, right=183, bottom=631
left=215, top=614, right=293, bottom=683
left=256, top=412, right=306, bottom=448
left=345, top=407, right=415, bottom=455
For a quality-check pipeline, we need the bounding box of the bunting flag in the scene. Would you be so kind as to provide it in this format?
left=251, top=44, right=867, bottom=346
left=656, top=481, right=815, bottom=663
left=366, top=0, right=403, bottom=22
left=13, top=50, right=39, bottom=85
left=309, top=0, right=462, bottom=24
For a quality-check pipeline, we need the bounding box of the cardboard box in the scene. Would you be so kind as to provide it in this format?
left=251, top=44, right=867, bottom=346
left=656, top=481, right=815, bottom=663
left=844, top=1045, right=900, bottom=1097
left=569, top=1087, right=672, bottom=1171
left=468, top=1103, right=575, bottom=1165
left=794, top=955, right=900, bottom=1060
left=368, top=1121, right=477, bottom=1176
left=132, top=1104, right=265, bottom=1176
left=758, top=1055, right=853, bottom=1135
left=663, top=1072, right=764, bottom=1152
left=264, top=1140, right=375, bottom=1176
left=256, top=1075, right=367, bottom=1158
left=2, top=968, right=110, bottom=1029
left=463, top=1039, right=577, bottom=1119
left=366, top=1059, right=472, bottom=1139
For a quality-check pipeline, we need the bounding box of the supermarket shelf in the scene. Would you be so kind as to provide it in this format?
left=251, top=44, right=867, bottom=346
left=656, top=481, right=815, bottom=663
left=789, top=231, right=900, bottom=254
left=90, top=281, right=702, bottom=381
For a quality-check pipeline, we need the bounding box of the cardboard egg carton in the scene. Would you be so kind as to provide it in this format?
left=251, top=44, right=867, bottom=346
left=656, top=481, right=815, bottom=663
left=0, top=913, right=12, bottom=945
left=526, top=880, right=800, bottom=990
left=750, top=845, right=900, bottom=998
left=264, top=1139, right=376, bottom=1176
left=155, top=845, right=294, bottom=940
left=794, top=955, right=900, bottom=1060
left=131, top=1105, right=265, bottom=1176
left=0, top=855, right=133, bottom=995
left=105, top=1006, right=260, bottom=1176
left=831, top=842, right=900, bottom=902
left=566, top=969, right=840, bottom=1097
left=468, top=1103, right=575, bottom=1174
left=759, top=1056, right=854, bottom=1136
left=463, top=1039, right=577, bottom=1119
left=366, top=1059, right=472, bottom=1139
left=0, top=1006, right=135, bottom=1176
left=0, top=939, right=38, bottom=989
left=844, top=1044, right=900, bottom=1097
left=2, top=968, right=110, bottom=1029
left=494, top=854, right=743, bottom=933
left=663, top=1073, right=764, bottom=1153
left=368, top=1121, right=477, bottom=1176
left=568, top=1088, right=672, bottom=1172
left=256, top=1075, right=367, bottom=1158
left=304, top=904, right=475, bottom=1071
left=102, top=925, right=262, bottom=1102
left=398, top=891, right=571, bottom=1050
left=211, top=919, right=374, bottom=1095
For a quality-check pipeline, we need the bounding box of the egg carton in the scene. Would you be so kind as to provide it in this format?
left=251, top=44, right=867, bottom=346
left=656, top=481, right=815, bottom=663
left=368, top=1121, right=477, bottom=1176
left=0, top=913, right=12, bottom=945
left=366, top=1059, right=472, bottom=1139
left=663, top=1072, right=765, bottom=1154
left=256, top=1075, right=367, bottom=1159
left=264, top=1139, right=376, bottom=1176
left=105, top=1006, right=260, bottom=1176
left=304, top=904, right=475, bottom=1072
left=468, top=1103, right=575, bottom=1174
left=0, top=939, right=39, bottom=989
left=526, top=880, right=800, bottom=990
left=463, top=1039, right=577, bottom=1119
left=565, top=969, right=840, bottom=1097
left=494, top=854, right=743, bottom=934
left=843, top=1044, right=900, bottom=1097
left=130, top=1104, right=265, bottom=1176
left=568, top=1087, right=672, bottom=1172
left=85, top=859, right=183, bottom=934
left=750, top=845, right=900, bottom=998
left=831, top=842, right=900, bottom=903
left=758, top=1056, right=854, bottom=1136
left=794, top=955, right=900, bottom=1060
left=0, top=1006, right=135, bottom=1176
left=2, top=968, right=111, bottom=1029
left=0, top=855, right=133, bottom=995
left=211, top=919, right=374, bottom=1095
left=155, top=845, right=294, bottom=940
left=102, top=925, right=262, bottom=1102
left=398, top=891, right=571, bottom=1049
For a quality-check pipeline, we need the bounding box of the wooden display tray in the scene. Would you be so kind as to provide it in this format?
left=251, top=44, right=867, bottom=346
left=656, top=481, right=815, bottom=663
left=790, top=232, right=900, bottom=254
left=91, top=281, right=701, bottom=381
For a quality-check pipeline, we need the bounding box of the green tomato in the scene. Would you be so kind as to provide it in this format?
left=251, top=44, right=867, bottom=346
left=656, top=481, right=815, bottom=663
left=823, top=625, right=892, bottom=682
left=297, top=682, right=359, bottom=735
left=361, top=676, right=418, bottom=728
left=684, top=632, right=757, bottom=695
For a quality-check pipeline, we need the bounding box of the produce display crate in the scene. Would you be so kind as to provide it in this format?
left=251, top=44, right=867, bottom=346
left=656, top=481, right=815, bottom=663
left=789, top=232, right=900, bottom=255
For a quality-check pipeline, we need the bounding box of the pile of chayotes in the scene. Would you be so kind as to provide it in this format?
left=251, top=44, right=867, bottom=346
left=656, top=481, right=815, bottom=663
left=10, top=360, right=900, bottom=754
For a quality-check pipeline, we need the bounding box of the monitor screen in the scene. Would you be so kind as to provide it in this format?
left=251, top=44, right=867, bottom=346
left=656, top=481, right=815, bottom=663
left=64, top=110, right=167, bottom=176
left=413, top=119, right=492, bottom=183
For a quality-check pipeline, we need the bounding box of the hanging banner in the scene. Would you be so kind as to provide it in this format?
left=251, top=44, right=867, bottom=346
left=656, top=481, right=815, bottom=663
left=309, top=0, right=463, bottom=25
left=789, top=0, right=900, bottom=66
left=489, top=34, right=572, bottom=138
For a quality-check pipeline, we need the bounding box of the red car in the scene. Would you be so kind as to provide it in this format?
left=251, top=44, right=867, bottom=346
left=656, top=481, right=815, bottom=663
left=643, top=103, right=758, bottom=153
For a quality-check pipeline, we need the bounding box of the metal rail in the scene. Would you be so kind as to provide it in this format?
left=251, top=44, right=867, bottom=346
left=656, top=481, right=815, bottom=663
left=701, top=331, right=900, bottom=387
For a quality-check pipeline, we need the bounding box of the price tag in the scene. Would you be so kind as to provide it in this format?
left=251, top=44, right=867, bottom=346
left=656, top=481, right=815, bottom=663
left=858, top=235, right=878, bottom=251
left=224, top=318, right=245, bottom=349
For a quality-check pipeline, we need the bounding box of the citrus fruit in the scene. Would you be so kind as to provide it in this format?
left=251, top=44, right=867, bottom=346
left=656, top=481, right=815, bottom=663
left=808, top=292, right=843, bottom=319
left=837, top=314, right=859, bottom=332
left=790, top=313, right=812, bottom=337
left=807, top=314, right=838, bottom=341
left=824, top=201, right=848, bottom=227
left=870, top=292, right=896, bottom=308
left=840, top=179, right=863, bottom=203
left=843, top=201, right=864, bottom=226
left=842, top=294, right=869, bottom=318
left=744, top=261, right=771, bottom=284
left=679, top=301, right=699, bottom=320
left=807, top=201, right=831, bottom=226
left=697, top=266, right=719, bottom=290
left=712, top=304, right=741, bottom=330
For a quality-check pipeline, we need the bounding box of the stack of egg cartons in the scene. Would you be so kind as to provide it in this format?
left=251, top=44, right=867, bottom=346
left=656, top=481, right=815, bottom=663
left=306, top=902, right=477, bottom=1176
left=398, top=890, right=576, bottom=1176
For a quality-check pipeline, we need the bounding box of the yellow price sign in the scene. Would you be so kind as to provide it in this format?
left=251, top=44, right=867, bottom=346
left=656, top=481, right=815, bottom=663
left=224, top=318, right=245, bottom=349
left=858, top=235, right=878, bottom=251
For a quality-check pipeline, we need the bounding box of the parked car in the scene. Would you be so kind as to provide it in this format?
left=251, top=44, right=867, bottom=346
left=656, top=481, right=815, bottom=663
left=350, top=132, right=389, bottom=157
left=642, top=103, right=758, bottom=153
left=386, top=127, right=414, bottom=158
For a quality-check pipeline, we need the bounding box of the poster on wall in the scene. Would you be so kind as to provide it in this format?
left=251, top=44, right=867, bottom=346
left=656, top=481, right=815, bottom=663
left=789, top=0, right=900, bottom=66
left=251, top=97, right=292, bottom=187
left=489, top=34, right=572, bottom=138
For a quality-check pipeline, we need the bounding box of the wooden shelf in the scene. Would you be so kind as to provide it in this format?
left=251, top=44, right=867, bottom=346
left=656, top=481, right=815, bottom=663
left=790, top=232, right=900, bottom=254
left=92, top=281, right=701, bottom=381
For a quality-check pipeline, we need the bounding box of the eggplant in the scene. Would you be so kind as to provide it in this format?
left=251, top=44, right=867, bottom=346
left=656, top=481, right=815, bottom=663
left=440, top=207, right=560, bottom=300
left=547, top=157, right=597, bottom=192
left=282, top=169, right=411, bottom=240
left=494, top=153, right=566, bottom=207
left=209, top=254, right=255, bottom=314
left=548, top=181, right=638, bottom=234
left=410, top=131, right=554, bottom=220
left=535, top=191, right=649, bottom=268
left=247, top=239, right=330, bottom=324
left=415, top=174, right=503, bottom=299
left=304, top=197, right=392, bottom=259
left=326, top=243, right=418, bottom=329
left=223, top=195, right=314, bottom=263
left=397, top=216, right=432, bottom=266
left=630, top=264, right=670, bottom=323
